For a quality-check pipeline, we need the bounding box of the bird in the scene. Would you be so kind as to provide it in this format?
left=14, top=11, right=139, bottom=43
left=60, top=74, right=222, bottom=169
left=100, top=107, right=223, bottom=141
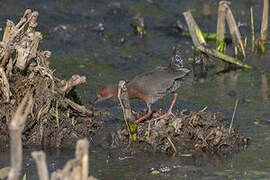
left=95, top=46, right=190, bottom=124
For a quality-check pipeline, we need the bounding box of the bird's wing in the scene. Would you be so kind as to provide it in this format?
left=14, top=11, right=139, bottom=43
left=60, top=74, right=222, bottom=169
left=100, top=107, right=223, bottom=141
left=129, top=68, right=190, bottom=103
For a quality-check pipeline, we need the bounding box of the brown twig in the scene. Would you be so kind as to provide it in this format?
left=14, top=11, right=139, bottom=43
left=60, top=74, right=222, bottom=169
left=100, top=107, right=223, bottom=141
left=27, top=11, right=39, bottom=34
left=229, top=99, right=238, bottom=134
left=29, top=32, right=43, bottom=59
left=0, top=20, right=14, bottom=67
left=0, top=67, right=11, bottom=103
left=60, top=75, right=86, bottom=93
left=167, top=137, right=177, bottom=153
left=146, top=122, right=151, bottom=138
left=199, top=106, right=208, bottom=113
left=1, top=20, right=14, bottom=44
left=1, top=9, right=34, bottom=69
left=15, top=9, right=32, bottom=29
left=117, top=80, right=134, bottom=141
left=15, top=31, right=43, bottom=70
left=65, top=98, right=93, bottom=116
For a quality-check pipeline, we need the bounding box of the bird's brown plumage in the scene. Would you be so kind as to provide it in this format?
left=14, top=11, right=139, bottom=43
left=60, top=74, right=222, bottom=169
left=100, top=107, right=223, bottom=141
left=96, top=46, right=191, bottom=124
left=126, top=66, right=190, bottom=105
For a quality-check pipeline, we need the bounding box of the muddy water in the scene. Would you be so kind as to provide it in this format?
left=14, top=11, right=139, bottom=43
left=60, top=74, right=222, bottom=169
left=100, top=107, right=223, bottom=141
left=1, top=0, right=270, bottom=179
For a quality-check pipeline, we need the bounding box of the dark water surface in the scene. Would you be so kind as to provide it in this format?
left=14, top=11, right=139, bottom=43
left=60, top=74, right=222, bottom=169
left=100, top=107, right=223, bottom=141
left=1, top=0, right=270, bottom=179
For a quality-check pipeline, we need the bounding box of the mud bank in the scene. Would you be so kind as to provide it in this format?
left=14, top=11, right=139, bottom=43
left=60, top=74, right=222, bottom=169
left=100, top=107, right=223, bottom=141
left=105, top=108, right=249, bottom=155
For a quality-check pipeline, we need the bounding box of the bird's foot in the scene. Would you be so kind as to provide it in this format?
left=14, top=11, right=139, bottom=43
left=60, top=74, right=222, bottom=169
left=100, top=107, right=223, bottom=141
left=151, top=111, right=176, bottom=122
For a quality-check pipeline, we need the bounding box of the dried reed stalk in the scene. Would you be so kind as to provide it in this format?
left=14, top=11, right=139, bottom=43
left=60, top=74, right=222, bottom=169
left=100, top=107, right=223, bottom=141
left=50, top=139, right=96, bottom=180
left=260, top=0, right=269, bottom=42
left=117, top=80, right=134, bottom=141
left=250, top=7, right=255, bottom=53
left=31, top=151, right=49, bottom=180
left=225, top=4, right=246, bottom=58
left=8, top=93, right=33, bottom=180
left=216, top=1, right=229, bottom=52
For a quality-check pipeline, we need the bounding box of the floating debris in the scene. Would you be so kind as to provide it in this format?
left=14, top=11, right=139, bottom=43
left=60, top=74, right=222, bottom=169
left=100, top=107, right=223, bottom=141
left=131, top=13, right=147, bottom=37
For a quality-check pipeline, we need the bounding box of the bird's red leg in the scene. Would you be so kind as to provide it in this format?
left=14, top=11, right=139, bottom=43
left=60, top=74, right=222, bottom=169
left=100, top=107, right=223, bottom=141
left=135, top=104, right=152, bottom=124
left=152, top=92, right=178, bottom=121
left=166, top=92, right=178, bottom=117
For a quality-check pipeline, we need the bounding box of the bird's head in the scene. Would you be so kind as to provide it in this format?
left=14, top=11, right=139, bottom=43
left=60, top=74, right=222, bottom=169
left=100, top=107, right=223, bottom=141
left=95, top=85, right=118, bottom=103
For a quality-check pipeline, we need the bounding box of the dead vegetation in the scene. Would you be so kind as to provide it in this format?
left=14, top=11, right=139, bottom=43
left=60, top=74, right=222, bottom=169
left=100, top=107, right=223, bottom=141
left=101, top=79, right=249, bottom=155
left=33, top=139, right=96, bottom=180
left=104, top=79, right=249, bottom=155
left=107, top=107, right=249, bottom=155
left=0, top=9, right=103, bottom=147
left=4, top=92, right=97, bottom=180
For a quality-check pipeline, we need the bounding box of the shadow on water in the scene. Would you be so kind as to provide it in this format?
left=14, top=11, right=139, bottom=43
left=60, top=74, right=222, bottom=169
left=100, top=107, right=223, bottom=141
left=0, top=0, right=270, bottom=179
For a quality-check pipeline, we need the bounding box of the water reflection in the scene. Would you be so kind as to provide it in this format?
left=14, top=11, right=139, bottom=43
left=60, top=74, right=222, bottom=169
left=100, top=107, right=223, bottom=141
left=261, top=72, right=269, bottom=104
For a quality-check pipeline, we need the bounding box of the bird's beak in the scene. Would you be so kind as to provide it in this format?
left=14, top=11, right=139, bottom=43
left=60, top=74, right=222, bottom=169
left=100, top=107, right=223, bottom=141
left=94, top=97, right=102, bottom=104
